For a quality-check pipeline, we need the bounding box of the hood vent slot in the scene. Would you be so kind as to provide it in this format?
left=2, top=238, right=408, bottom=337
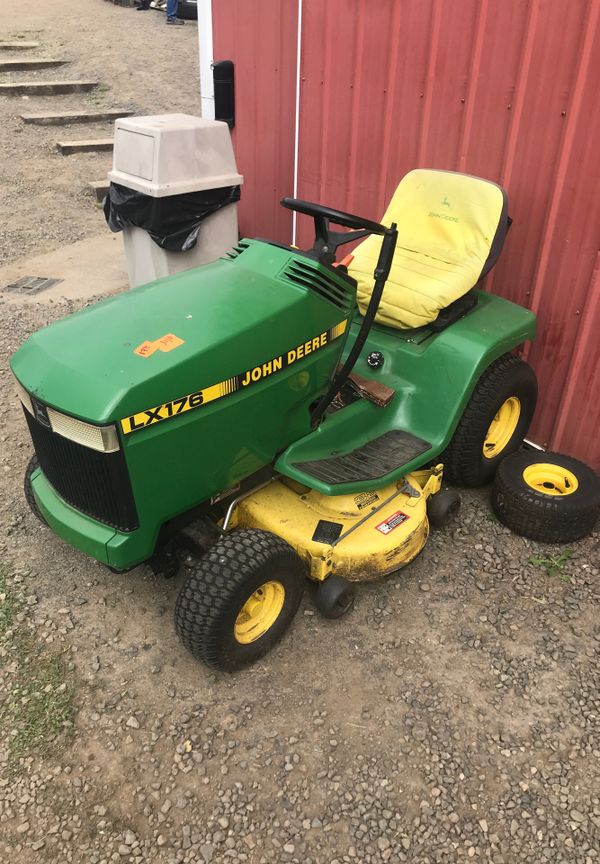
left=282, top=260, right=353, bottom=313
left=224, top=240, right=250, bottom=260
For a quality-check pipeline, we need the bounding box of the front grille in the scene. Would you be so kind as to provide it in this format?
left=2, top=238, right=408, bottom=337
left=25, top=408, right=138, bottom=532
left=282, top=260, right=354, bottom=314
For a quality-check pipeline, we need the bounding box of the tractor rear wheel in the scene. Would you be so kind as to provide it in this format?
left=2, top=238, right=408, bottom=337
left=441, top=353, right=537, bottom=486
left=24, top=455, right=46, bottom=525
left=174, top=528, right=305, bottom=671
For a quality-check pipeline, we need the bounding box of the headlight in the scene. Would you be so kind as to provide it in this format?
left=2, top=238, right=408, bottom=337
left=14, top=377, right=120, bottom=453
left=45, top=408, right=120, bottom=453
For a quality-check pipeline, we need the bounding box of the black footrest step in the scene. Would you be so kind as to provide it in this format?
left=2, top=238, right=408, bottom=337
left=294, top=430, right=431, bottom=485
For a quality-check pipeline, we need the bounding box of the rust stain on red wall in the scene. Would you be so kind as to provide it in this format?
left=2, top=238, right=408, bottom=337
left=213, top=0, right=600, bottom=469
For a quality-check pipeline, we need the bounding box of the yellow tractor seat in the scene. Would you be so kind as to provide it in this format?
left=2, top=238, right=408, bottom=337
left=348, top=169, right=509, bottom=330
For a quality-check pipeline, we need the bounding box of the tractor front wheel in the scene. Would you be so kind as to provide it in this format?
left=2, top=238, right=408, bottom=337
left=441, top=353, right=537, bottom=487
left=174, top=528, right=305, bottom=671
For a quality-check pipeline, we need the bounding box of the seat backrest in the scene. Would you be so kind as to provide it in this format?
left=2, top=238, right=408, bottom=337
left=348, top=169, right=509, bottom=329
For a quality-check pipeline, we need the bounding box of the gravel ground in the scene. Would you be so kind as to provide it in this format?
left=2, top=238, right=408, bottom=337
left=1, top=294, right=599, bottom=864
left=1, top=3, right=600, bottom=864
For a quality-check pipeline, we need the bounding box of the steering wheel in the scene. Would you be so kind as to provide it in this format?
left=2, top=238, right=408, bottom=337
left=281, top=197, right=387, bottom=265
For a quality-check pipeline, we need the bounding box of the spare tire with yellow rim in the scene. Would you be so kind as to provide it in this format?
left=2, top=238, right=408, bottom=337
left=175, top=528, right=305, bottom=671
left=441, top=353, right=537, bottom=486
left=492, top=451, right=600, bottom=543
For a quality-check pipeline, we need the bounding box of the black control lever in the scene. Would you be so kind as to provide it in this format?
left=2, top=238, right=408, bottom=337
left=310, top=222, right=398, bottom=426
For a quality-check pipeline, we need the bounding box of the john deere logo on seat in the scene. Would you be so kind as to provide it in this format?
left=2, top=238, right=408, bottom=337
left=441, top=196, right=450, bottom=207
left=429, top=210, right=459, bottom=223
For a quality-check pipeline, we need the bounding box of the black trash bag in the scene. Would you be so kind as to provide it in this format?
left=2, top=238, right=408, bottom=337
left=103, top=183, right=241, bottom=252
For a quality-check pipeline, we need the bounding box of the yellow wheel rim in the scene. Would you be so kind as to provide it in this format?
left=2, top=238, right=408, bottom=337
left=483, top=397, right=521, bottom=459
left=234, top=581, right=285, bottom=644
left=523, top=463, right=579, bottom=496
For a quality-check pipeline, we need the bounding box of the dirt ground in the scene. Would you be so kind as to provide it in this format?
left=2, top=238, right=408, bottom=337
left=1, top=3, right=599, bottom=864
left=0, top=0, right=199, bottom=266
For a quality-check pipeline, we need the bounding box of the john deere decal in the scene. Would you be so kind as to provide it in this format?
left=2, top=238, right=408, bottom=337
left=120, top=320, right=347, bottom=435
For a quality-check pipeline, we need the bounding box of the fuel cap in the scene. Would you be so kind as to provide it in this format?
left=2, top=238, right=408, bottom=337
left=367, top=351, right=385, bottom=369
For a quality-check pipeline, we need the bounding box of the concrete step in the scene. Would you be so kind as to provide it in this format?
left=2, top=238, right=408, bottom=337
left=21, top=109, right=133, bottom=126
left=0, top=58, right=68, bottom=72
left=57, top=138, right=114, bottom=155
left=88, top=180, right=110, bottom=202
left=0, top=80, right=99, bottom=95
left=0, top=41, right=40, bottom=50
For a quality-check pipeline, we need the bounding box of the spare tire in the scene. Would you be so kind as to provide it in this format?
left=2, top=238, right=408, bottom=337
left=491, top=450, right=600, bottom=543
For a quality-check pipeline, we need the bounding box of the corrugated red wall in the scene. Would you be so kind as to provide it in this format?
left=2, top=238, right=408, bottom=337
left=211, top=0, right=298, bottom=240
left=213, top=0, right=600, bottom=469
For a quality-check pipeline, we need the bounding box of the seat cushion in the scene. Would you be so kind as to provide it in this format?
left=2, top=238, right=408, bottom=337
left=349, top=169, right=507, bottom=329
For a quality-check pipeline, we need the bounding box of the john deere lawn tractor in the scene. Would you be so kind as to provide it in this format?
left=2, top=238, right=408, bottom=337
left=11, top=169, right=538, bottom=671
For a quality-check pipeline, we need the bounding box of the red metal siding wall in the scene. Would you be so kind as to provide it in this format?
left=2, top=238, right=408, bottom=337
left=213, top=0, right=600, bottom=469
left=212, top=0, right=298, bottom=240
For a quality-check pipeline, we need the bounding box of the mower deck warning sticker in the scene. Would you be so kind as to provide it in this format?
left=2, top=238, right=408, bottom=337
left=375, top=510, right=410, bottom=535
left=120, top=320, right=347, bottom=435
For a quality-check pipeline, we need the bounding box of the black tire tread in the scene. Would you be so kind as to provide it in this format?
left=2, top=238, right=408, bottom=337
left=441, top=353, right=537, bottom=487
left=492, top=451, right=600, bottom=543
left=174, top=528, right=304, bottom=670
left=426, top=489, right=461, bottom=529
left=314, top=575, right=355, bottom=619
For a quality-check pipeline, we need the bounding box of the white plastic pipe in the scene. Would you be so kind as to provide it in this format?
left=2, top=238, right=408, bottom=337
left=198, top=0, right=215, bottom=119
left=292, top=0, right=303, bottom=244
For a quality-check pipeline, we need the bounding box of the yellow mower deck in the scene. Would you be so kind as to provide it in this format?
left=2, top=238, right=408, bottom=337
left=231, top=466, right=443, bottom=583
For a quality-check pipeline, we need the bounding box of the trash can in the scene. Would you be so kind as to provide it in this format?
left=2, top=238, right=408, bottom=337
left=104, top=114, right=243, bottom=288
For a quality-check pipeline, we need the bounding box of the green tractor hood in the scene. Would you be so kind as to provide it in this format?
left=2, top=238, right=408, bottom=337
left=10, top=241, right=353, bottom=426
